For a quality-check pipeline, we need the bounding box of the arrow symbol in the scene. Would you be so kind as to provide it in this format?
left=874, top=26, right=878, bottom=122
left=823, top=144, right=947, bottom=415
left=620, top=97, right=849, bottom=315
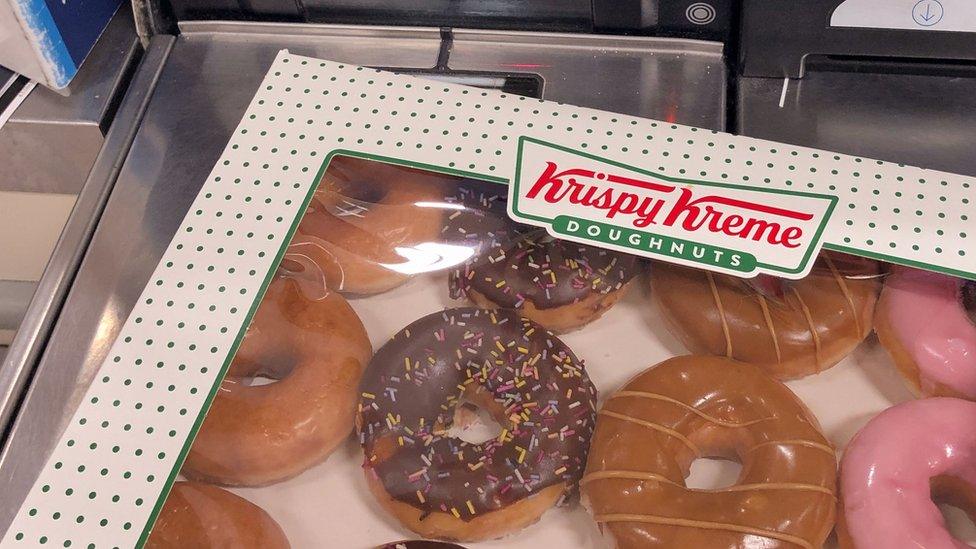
left=912, top=0, right=943, bottom=26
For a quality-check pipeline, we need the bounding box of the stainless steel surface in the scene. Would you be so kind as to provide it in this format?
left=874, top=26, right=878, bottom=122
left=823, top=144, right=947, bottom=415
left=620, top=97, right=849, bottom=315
left=178, top=20, right=444, bottom=65
left=0, top=21, right=726, bottom=535
left=0, top=38, right=177, bottom=535
left=738, top=71, right=976, bottom=177
left=0, top=282, right=35, bottom=334
left=0, top=67, right=17, bottom=100
left=0, top=5, right=142, bottom=442
left=0, top=6, right=141, bottom=194
left=0, top=24, right=443, bottom=536
left=451, top=29, right=726, bottom=127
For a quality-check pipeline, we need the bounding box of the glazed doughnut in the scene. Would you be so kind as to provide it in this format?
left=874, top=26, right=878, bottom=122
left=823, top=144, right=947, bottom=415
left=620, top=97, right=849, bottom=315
left=182, top=272, right=372, bottom=486
left=583, top=356, right=837, bottom=549
left=446, top=181, right=641, bottom=332
left=357, top=307, right=598, bottom=541
left=875, top=267, right=976, bottom=399
left=650, top=253, right=880, bottom=379
left=838, top=397, right=976, bottom=549
left=292, top=155, right=449, bottom=295
left=146, top=481, right=289, bottom=548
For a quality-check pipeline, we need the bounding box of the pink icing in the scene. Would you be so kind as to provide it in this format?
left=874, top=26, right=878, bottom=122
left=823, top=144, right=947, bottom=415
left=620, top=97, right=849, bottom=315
left=882, top=268, right=976, bottom=398
left=841, top=398, right=976, bottom=549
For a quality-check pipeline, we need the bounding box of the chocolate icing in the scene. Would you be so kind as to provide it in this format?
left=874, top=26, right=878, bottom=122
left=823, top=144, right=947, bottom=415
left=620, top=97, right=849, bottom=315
left=443, top=180, right=642, bottom=310
left=439, top=178, right=515, bottom=256
left=451, top=230, right=642, bottom=309
left=357, top=307, right=597, bottom=521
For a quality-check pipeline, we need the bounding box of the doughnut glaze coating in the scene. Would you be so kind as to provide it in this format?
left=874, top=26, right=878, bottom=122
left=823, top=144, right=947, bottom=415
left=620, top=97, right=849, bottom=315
left=182, top=275, right=371, bottom=486
left=445, top=180, right=640, bottom=332
left=583, top=356, right=836, bottom=549
left=875, top=268, right=976, bottom=399
left=293, top=155, right=449, bottom=295
left=650, top=253, right=879, bottom=379
left=358, top=307, right=597, bottom=540
left=839, top=398, right=976, bottom=549
left=146, top=482, right=289, bottom=548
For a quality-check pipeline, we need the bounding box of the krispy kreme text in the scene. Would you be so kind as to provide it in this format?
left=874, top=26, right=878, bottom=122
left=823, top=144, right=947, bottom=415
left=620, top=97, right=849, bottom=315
left=524, top=162, right=814, bottom=249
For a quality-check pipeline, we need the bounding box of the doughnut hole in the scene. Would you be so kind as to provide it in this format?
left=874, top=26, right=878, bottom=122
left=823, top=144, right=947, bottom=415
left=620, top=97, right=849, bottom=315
left=322, top=172, right=390, bottom=206
left=684, top=457, right=744, bottom=491
left=675, top=422, right=759, bottom=491
left=447, top=398, right=504, bottom=445
left=230, top=311, right=300, bottom=383
left=363, top=386, right=567, bottom=541
left=932, top=475, right=976, bottom=545
left=277, top=258, right=332, bottom=301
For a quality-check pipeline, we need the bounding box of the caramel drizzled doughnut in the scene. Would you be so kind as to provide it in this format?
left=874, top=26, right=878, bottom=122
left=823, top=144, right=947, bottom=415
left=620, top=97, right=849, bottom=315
left=182, top=273, right=372, bottom=486
left=292, top=155, right=449, bottom=295
left=357, top=307, right=598, bottom=541
left=583, top=356, right=837, bottom=549
left=650, top=253, right=880, bottom=379
left=445, top=181, right=641, bottom=332
left=146, top=482, right=289, bottom=548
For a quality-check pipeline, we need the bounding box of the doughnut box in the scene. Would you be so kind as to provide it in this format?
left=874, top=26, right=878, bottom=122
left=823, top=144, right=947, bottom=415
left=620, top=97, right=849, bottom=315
left=3, top=49, right=975, bottom=549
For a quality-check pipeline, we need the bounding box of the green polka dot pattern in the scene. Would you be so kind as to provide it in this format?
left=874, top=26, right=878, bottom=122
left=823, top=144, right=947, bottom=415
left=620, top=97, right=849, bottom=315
left=5, top=49, right=975, bottom=549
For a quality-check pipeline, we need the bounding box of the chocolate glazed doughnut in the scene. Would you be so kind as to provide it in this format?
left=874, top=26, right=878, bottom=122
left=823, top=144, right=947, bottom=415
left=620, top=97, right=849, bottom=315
left=650, top=253, right=880, bottom=379
left=182, top=271, right=372, bottom=486
left=146, top=482, right=289, bottom=548
left=445, top=181, right=642, bottom=332
left=357, top=307, right=598, bottom=541
left=583, top=356, right=837, bottom=549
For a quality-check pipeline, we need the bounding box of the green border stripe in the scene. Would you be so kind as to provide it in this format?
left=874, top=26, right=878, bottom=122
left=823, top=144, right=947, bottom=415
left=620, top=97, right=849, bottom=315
left=136, top=150, right=507, bottom=546
left=136, top=152, right=339, bottom=547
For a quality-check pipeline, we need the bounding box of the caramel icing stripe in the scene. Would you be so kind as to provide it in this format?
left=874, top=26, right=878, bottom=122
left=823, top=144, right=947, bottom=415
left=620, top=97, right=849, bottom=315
left=822, top=254, right=861, bottom=337
left=581, top=470, right=681, bottom=487
left=706, top=272, right=733, bottom=358
left=593, top=513, right=814, bottom=549
left=581, top=471, right=834, bottom=497
left=789, top=287, right=823, bottom=372
left=598, top=410, right=701, bottom=456
left=746, top=439, right=835, bottom=457
left=756, top=294, right=783, bottom=364
left=607, top=391, right=774, bottom=428
left=719, top=482, right=835, bottom=497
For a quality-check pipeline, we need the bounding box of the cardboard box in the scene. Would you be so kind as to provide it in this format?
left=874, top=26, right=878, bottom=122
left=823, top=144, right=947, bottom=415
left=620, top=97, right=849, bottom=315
left=2, top=50, right=975, bottom=548
left=0, top=0, right=123, bottom=90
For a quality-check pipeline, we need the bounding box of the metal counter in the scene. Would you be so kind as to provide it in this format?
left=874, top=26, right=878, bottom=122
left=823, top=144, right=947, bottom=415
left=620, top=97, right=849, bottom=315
left=1, top=7, right=142, bottom=195
left=738, top=69, right=976, bottom=177
left=0, top=21, right=725, bottom=534
left=0, top=7, right=142, bottom=437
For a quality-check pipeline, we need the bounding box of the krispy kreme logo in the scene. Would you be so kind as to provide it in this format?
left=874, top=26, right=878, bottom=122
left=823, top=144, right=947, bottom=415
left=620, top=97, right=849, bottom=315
left=508, top=137, right=837, bottom=278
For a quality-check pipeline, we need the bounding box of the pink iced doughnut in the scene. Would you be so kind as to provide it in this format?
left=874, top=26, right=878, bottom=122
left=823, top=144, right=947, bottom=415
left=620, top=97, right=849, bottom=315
left=838, top=398, right=976, bottom=549
left=875, top=268, right=976, bottom=399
